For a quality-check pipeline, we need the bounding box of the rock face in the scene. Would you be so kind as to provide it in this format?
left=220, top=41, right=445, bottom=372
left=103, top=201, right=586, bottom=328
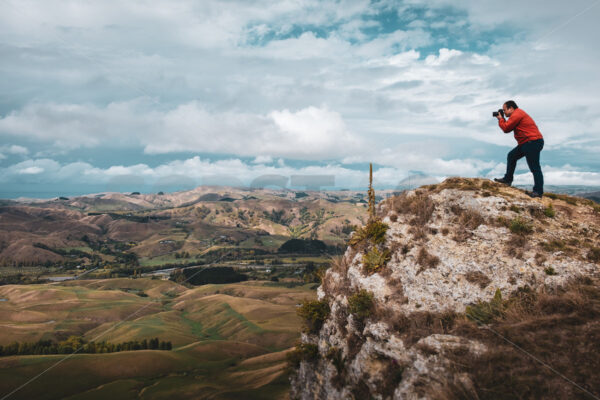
left=290, top=178, right=600, bottom=400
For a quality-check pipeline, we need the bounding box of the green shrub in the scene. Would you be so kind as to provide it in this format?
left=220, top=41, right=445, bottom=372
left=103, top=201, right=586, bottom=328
left=509, top=217, right=533, bottom=235
left=544, top=266, right=557, bottom=275
left=362, top=247, right=391, bottom=274
left=366, top=220, right=389, bottom=244
left=348, top=289, right=374, bottom=320
left=287, top=343, right=319, bottom=368
left=349, top=220, right=389, bottom=248
left=348, top=226, right=367, bottom=247
left=543, top=204, right=556, bottom=218
left=466, top=289, right=504, bottom=324
left=297, top=299, right=330, bottom=334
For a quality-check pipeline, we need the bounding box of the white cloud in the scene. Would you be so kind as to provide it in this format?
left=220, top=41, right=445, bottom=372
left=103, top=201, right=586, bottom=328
left=513, top=168, right=600, bottom=187
left=0, top=0, right=598, bottom=192
left=19, top=166, right=43, bottom=174
left=0, top=101, right=364, bottom=160
left=3, top=156, right=599, bottom=192
left=424, top=48, right=463, bottom=66
left=0, top=144, right=28, bottom=159
left=252, top=155, right=273, bottom=164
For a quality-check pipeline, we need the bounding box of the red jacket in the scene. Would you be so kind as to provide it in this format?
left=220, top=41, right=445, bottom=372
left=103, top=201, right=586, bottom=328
left=498, top=108, right=543, bottom=145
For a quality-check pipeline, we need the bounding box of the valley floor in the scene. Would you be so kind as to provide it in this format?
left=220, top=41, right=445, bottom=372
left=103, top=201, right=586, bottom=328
left=0, top=278, right=316, bottom=399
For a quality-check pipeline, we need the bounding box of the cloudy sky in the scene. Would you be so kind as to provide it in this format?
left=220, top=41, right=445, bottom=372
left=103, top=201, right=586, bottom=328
left=1, top=0, right=599, bottom=198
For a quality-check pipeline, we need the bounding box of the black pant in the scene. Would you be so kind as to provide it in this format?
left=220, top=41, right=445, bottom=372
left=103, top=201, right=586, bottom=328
left=503, top=139, right=544, bottom=194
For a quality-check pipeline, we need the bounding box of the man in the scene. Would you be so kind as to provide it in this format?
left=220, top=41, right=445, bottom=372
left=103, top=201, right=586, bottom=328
left=494, top=100, right=544, bottom=198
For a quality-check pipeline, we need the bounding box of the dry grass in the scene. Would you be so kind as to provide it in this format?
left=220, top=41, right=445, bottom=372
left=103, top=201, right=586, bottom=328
left=540, top=239, right=567, bottom=252
left=346, top=331, right=365, bottom=362
left=416, top=247, right=440, bottom=274
left=391, top=192, right=436, bottom=227
left=556, top=204, right=573, bottom=218
left=409, top=226, right=428, bottom=241
left=460, top=209, right=485, bottom=230
left=435, top=177, right=480, bottom=192
left=543, top=192, right=583, bottom=206
left=450, top=205, right=485, bottom=242
left=391, top=310, right=460, bottom=346
left=534, top=252, right=547, bottom=266
left=464, top=271, right=491, bottom=289
left=588, top=247, right=600, bottom=263
left=328, top=255, right=348, bottom=274
left=386, top=277, right=407, bottom=304
left=505, top=234, right=528, bottom=259
left=444, top=277, right=600, bottom=400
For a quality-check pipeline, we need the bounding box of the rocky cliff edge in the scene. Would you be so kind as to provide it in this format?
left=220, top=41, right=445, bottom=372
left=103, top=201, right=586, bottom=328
left=290, top=177, right=600, bottom=400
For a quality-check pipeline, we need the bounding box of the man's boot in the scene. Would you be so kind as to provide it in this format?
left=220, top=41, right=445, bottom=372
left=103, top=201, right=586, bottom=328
left=494, top=177, right=512, bottom=186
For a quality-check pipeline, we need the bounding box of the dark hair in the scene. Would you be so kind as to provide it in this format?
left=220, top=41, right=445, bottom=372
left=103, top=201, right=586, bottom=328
left=504, top=100, right=518, bottom=110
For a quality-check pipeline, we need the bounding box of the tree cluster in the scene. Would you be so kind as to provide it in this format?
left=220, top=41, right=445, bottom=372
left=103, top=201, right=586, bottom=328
left=0, top=336, right=172, bottom=357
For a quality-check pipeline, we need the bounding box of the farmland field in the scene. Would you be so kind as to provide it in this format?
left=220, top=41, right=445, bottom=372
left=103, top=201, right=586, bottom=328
left=0, top=278, right=316, bottom=399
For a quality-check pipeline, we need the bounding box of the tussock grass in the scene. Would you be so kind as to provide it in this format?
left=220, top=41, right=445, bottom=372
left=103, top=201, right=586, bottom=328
left=505, top=234, right=528, bottom=259
left=416, top=247, right=440, bottom=273
left=391, top=192, right=436, bottom=226
left=464, top=271, right=491, bottom=289
left=450, top=205, right=485, bottom=242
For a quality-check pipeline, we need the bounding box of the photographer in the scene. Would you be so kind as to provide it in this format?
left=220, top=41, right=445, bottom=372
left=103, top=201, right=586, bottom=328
left=493, top=100, right=544, bottom=198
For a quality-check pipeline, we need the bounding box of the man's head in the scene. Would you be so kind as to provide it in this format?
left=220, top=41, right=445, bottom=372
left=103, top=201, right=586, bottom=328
left=503, top=100, right=518, bottom=117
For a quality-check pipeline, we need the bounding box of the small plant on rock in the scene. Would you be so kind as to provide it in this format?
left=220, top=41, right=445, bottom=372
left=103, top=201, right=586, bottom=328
left=544, top=203, right=556, bottom=218
left=348, top=289, right=375, bottom=321
left=297, top=299, right=330, bottom=334
left=509, top=216, right=533, bottom=235
left=351, top=164, right=392, bottom=276
left=287, top=342, right=319, bottom=368
left=362, top=247, right=391, bottom=274
left=466, top=288, right=505, bottom=324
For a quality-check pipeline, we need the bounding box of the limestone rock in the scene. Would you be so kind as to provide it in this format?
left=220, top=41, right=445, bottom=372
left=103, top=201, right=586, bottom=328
left=290, top=178, right=600, bottom=400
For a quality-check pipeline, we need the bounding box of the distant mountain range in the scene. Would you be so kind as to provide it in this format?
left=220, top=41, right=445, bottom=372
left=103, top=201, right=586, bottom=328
left=0, top=185, right=400, bottom=268
left=1, top=181, right=597, bottom=268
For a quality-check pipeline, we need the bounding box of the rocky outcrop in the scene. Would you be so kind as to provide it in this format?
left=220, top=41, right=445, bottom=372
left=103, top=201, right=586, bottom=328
left=290, top=178, right=600, bottom=399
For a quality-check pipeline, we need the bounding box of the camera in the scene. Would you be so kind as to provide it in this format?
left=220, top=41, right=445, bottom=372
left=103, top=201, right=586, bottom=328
left=492, top=109, right=505, bottom=118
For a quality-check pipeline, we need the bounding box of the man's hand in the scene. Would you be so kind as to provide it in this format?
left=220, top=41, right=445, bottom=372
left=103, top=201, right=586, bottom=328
left=496, top=114, right=504, bottom=121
